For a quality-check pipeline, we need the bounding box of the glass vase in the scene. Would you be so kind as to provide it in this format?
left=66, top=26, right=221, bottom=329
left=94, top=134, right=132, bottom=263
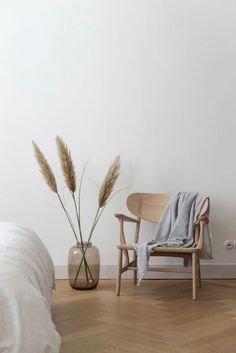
left=68, top=242, right=100, bottom=290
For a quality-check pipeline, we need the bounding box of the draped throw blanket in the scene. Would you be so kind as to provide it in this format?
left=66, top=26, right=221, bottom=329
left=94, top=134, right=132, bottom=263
left=135, top=192, right=213, bottom=283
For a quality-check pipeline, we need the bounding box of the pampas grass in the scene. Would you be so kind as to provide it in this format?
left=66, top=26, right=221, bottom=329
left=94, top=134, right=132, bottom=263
left=32, top=141, right=57, bottom=193
left=55, top=136, right=76, bottom=193
left=32, top=137, right=121, bottom=243
left=33, top=136, right=121, bottom=287
left=99, top=156, right=120, bottom=207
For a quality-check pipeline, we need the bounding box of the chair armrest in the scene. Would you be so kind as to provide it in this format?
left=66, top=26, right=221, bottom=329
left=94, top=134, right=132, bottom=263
left=196, top=217, right=209, bottom=250
left=195, top=216, right=209, bottom=225
left=115, top=214, right=141, bottom=260
left=117, top=244, right=135, bottom=250
left=115, top=214, right=140, bottom=224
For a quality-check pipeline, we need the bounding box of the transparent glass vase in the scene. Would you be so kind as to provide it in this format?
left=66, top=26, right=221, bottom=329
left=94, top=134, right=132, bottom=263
left=68, top=242, right=100, bottom=290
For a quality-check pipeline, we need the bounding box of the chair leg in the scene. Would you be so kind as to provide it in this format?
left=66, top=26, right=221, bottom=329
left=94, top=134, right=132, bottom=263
left=133, top=251, right=137, bottom=285
left=197, top=256, right=201, bottom=289
left=192, top=252, right=197, bottom=301
left=116, top=249, right=123, bottom=296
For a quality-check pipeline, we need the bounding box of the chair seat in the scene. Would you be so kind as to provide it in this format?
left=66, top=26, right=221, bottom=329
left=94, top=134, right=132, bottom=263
left=117, top=244, right=200, bottom=253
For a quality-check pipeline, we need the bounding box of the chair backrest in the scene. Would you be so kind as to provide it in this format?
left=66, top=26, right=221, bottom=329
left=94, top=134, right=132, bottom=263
left=196, top=197, right=210, bottom=220
left=127, top=192, right=210, bottom=224
left=127, top=193, right=170, bottom=222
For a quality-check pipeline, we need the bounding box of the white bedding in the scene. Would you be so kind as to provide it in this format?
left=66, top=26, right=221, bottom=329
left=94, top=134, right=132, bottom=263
left=0, top=222, right=61, bottom=353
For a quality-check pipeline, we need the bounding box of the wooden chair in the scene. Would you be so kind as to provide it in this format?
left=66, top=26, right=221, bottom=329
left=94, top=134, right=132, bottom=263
left=115, top=193, right=210, bottom=300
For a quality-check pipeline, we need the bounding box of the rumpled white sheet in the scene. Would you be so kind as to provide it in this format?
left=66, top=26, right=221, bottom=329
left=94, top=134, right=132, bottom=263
left=0, top=222, right=61, bottom=353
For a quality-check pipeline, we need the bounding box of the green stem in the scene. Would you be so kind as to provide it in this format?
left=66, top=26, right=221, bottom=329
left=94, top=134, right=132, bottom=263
left=74, top=191, right=125, bottom=284
left=72, top=250, right=95, bottom=287
left=78, top=161, right=88, bottom=235
left=83, top=188, right=129, bottom=249
left=57, top=193, right=78, bottom=243
left=88, top=207, right=100, bottom=241
left=71, top=193, right=84, bottom=245
left=86, top=187, right=129, bottom=245
left=86, top=177, right=99, bottom=191
left=73, top=185, right=128, bottom=286
left=73, top=206, right=100, bottom=285
left=105, top=187, right=130, bottom=206
left=71, top=192, right=90, bottom=283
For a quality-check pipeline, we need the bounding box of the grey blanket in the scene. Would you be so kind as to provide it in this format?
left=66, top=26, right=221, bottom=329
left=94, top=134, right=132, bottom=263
left=135, top=192, right=213, bottom=283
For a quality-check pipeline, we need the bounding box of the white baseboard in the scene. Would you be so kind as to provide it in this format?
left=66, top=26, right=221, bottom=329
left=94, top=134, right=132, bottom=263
left=55, top=264, right=236, bottom=280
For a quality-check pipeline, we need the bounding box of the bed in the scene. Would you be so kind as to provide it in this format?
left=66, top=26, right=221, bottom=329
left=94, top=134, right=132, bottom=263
left=0, top=222, right=61, bottom=353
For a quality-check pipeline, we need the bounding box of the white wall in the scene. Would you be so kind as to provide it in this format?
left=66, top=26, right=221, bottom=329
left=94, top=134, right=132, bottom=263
left=0, top=0, right=236, bottom=276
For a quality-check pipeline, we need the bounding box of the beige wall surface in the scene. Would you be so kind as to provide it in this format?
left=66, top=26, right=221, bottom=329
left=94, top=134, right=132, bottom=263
left=0, top=0, right=236, bottom=274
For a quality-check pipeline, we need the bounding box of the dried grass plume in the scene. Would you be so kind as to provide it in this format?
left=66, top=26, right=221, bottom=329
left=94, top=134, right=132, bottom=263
left=55, top=136, right=76, bottom=193
left=99, top=156, right=120, bottom=207
left=32, top=141, right=58, bottom=193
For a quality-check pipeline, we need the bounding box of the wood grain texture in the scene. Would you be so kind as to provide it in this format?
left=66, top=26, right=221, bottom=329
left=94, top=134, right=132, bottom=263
left=127, top=193, right=170, bottom=222
left=116, top=193, right=210, bottom=300
left=53, top=279, right=236, bottom=353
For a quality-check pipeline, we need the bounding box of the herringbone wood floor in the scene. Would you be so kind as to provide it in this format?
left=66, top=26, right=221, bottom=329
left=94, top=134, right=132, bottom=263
left=52, top=280, right=236, bottom=353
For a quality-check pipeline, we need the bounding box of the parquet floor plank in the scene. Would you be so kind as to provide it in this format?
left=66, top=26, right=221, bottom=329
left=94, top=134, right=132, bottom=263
left=53, top=279, right=236, bottom=353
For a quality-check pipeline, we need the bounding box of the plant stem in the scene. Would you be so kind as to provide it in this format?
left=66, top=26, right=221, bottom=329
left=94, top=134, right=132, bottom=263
left=86, top=188, right=129, bottom=246
left=72, top=250, right=95, bottom=287
left=57, top=192, right=94, bottom=286
left=86, top=177, right=99, bottom=191
left=71, top=192, right=90, bottom=283
left=105, top=187, right=130, bottom=205
left=73, top=189, right=126, bottom=284
left=72, top=187, right=127, bottom=287
left=57, top=192, right=78, bottom=243
left=71, top=193, right=84, bottom=246
left=73, top=206, right=100, bottom=285
left=78, top=161, right=88, bottom=234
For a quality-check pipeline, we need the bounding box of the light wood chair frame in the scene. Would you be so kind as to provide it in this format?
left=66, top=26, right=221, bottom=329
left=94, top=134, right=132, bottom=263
left=115, top=193, right=210, bottom=300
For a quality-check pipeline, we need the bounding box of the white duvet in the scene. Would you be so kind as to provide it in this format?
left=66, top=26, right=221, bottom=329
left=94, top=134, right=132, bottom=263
left=0, top=222, right=61, bottom=353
